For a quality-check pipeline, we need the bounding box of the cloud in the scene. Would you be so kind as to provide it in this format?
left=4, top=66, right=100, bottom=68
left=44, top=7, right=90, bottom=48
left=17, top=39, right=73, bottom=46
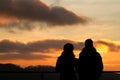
left=0, top=20, right=40, bottom=32
left=0, top=39, right=120, bottom=60
left=0, top=39, right=119, bottom=54
left=0, top=39, right=83, bottom=60
left=0, top=0, right=88, bottom=29
left=0, top=39, right=82, bottom=54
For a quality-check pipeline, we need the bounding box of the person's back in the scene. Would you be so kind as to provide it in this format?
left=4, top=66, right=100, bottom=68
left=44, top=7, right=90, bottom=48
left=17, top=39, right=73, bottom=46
left=55, top=43, right=77, bottom=80
left=77, top=39, right=103, bottom=80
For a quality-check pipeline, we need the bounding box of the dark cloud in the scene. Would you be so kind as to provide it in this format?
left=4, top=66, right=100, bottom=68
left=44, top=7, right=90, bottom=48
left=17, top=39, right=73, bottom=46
left=0, top=0, right=88, bottom=27
left=0, top=20, right=39, bottom=32
left=0, top=39, right=82, bottom=54
left=0, top=39, right=119, bottom=54
left=0, top=39, right=83, bottom=60
left=0, top=39, right=120, bottom=60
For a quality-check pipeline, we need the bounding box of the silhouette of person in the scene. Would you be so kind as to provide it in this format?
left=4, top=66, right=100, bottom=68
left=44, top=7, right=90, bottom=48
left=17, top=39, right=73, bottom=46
left=77, top=39, right=103, bottom=80
left=55, top=43, right=77, bottom=80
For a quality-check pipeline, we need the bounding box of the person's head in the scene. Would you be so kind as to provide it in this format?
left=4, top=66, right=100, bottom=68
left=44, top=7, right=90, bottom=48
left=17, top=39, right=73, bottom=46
left=85, top=39, right=93, bottom=47
left=63, top=43, right=74, bottom=51
left=62, top=43, right=75, bottom=58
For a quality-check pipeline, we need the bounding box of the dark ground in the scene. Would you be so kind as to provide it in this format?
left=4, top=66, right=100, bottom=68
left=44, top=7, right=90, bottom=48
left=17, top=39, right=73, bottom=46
left=0, top=72, right=120, bottom=80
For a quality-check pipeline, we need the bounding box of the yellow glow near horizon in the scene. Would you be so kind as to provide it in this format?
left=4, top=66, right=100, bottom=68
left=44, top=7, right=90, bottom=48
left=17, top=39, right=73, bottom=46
left=95, top=44, right=109, bottom=54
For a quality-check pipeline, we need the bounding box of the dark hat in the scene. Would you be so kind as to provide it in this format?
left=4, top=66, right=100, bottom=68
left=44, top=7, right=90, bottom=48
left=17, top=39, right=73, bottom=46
left=63, top=43, right=74, bottom=51
left=85, top=39, right=93, bottom=47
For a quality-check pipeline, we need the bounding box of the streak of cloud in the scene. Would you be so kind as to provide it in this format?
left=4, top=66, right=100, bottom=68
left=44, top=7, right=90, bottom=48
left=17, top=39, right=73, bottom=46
left=0, top=39, right=119, bottom=54
left=0, top=39, right=82, bottom=54
left=0, top=39, right=120, bottom=60
left=0, top=0, right=88, bottom=30
left=0, top=39, right=82, bottom=60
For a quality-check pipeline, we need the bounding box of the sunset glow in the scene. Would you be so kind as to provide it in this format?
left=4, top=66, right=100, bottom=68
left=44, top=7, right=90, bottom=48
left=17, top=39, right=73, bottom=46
left=0, top=0, right=120, bottom=71
left=95, top=44, right=109, bottom=53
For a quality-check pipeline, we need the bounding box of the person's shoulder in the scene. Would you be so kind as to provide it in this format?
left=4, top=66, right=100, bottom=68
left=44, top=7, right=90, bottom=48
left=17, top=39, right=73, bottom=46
left=96, top=51, right=101, bottom=55
left=57, top=56, right=62, bottom=60
left=74, top=58, right=79, bottom=61
left=96, top=51, right=102, bottom=57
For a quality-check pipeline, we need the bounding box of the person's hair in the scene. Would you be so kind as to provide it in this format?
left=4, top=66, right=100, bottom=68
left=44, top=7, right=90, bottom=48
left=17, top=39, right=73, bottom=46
left=85, top=39, right=93, bottom=47
left=61, top=43, right=75, bottom=58
left=63, top=43, right=74, bottom=51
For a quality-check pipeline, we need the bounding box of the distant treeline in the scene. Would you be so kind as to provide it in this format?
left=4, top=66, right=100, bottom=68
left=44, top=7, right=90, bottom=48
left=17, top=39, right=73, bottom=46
left=0, top=63, right=55, bottom=72
left=1, top=63, right=120, bottom=80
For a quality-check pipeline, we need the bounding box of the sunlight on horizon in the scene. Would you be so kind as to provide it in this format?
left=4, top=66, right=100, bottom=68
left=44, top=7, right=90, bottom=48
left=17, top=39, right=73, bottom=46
left=0, top=0, right=120, bottom=71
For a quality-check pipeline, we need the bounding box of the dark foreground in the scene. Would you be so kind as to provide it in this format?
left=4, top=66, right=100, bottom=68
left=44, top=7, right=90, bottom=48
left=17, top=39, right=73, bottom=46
left=0, top=71, right=120, bottom=80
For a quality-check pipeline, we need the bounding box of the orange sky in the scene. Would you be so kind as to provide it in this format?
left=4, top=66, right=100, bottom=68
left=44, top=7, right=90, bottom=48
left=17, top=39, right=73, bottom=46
left=0, top=0, right=120, bottom=71
left=0, top=39, right=120, bottom=71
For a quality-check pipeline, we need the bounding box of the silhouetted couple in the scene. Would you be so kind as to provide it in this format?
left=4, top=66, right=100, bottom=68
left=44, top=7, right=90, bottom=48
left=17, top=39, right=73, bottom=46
left=55, top=39, right=103, bottom=80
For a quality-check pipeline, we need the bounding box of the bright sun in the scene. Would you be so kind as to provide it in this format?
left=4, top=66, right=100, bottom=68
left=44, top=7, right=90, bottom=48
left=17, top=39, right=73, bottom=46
left=95, top=44, right=109, bottom=53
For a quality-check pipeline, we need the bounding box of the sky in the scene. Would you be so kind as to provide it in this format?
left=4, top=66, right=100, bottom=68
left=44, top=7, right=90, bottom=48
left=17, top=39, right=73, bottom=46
left=0, top=0, right=120, bottom=71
